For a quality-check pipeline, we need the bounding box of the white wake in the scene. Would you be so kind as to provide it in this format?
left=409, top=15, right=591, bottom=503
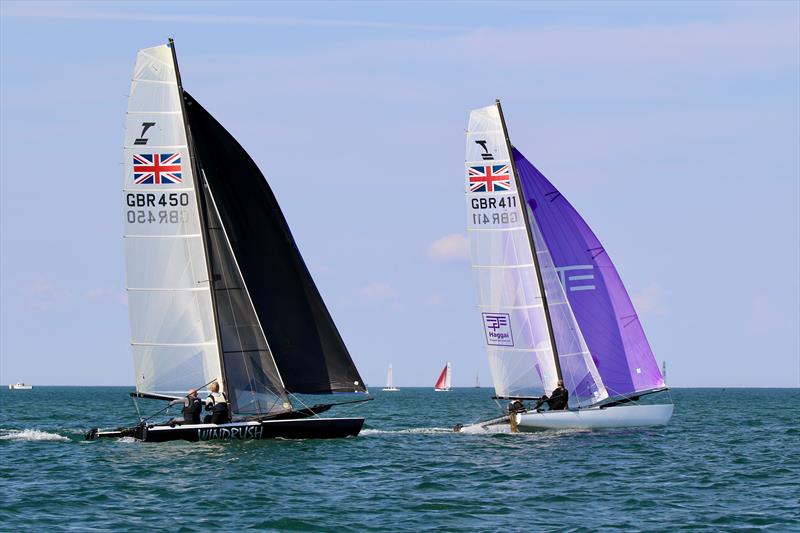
left=0, top=429, right=71, bottom=442
left=361, top=427, right=453, bottom=435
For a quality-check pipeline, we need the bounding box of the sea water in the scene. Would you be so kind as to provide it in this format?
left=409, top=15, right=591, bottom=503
left=0, top=387, right=797, bottom=531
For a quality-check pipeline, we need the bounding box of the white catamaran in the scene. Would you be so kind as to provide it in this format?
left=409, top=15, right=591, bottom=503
left=86, top=40, right=369, bottom=442
left=458, top=101, right=672, bottom=431
left=382, top=364, right=399, bottom=391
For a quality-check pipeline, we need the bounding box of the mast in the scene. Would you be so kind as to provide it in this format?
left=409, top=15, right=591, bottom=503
left=495, top=99, right=564, bottom=384
left=168, top=38, right=229, bottom=393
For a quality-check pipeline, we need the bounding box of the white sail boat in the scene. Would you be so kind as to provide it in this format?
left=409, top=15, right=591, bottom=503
left=8, top=383, right=33, bottom=390
left=457, top=101, right=672, bottom=431
left=434, top=362, right=452, bottom=391
left=382, top=364, right=399, bottom=391
left=86, top=40, right=370, bottom=442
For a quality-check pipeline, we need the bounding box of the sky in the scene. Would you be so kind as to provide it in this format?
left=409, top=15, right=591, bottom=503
left=1, top=1, right=798, bottom=388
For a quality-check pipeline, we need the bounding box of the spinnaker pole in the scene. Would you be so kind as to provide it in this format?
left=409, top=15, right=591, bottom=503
left=495, top=99, right=564, bottom=385
left=167, top=38, right=229, bottom=395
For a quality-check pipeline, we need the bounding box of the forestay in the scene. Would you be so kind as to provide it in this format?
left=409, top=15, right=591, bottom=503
left=123, top=44, right=222, bottom=395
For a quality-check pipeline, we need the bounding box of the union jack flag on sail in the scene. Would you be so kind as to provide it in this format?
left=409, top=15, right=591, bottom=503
left=468, top=164, right=511, bottom=192
left=133, top=153, right=182, bottom=185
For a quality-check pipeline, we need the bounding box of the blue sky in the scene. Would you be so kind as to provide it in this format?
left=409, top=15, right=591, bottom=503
left=1, top=1, right=798, bottom=387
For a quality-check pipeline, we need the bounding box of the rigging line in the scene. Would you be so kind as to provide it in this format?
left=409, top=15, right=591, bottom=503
left=202, top=177, right=275, bottom=418
left=170, top=38, right=229, bottom=401
left=201, top=170, right=288, bottom=398
left=495, top=100, right=563, bottom=385
left=131, top=395, right=142, bottom=420
left=287, top=392, right=317, bottom=417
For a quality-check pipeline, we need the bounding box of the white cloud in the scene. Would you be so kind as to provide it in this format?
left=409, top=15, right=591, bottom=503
left=23, top=280, right=71, bottom=311
left=357, top=282, right=396, bottom=301
left=428, top=233, right=470, bottom=262
left=631, top=283, right=666, bottom=316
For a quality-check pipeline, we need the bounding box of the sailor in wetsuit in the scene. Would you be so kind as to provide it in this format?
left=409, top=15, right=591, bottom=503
left=169, top=389, right=202, bottom=424
left=203, top=381, right=230, bottom=424
left=533, top=380, right=569, bottom=412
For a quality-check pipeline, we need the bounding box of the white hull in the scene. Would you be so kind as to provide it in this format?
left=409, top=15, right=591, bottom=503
left=434, top=388, right=451, bottom=392
left=8, top=384, right=32, bottom=390
left=382, top=387, right=400, bottom=392
left=516, top=404, right=673, bottom=430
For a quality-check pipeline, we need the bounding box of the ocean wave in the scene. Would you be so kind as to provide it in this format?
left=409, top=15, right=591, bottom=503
left=0, top=429, right=70, bottom=442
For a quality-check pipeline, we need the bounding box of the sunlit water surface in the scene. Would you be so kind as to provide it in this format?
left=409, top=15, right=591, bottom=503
left=1, top=387, right=797, bottom=531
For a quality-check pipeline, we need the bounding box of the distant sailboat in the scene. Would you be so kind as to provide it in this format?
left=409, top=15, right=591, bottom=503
left=382, top=364, right=399, bottom=391
left=8, top=383, right=32, bottom=390
left=474, top=372, right=480, bottom=388
left=86, top=40, right=369, bottom=442
left=456, top=101, right=672, bottom=432
left=435, top=362, right=452, bottom=392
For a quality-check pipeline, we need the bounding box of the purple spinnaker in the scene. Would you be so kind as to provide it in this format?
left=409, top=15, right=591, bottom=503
left=513, top=147, right=664, bottom=398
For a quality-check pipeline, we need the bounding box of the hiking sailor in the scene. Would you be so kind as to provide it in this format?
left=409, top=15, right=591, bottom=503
left=533, top=380, right=569, bottom=412
left=203, top=381, right=230, bottom=424
left=169, top=389, right=202, bottom=424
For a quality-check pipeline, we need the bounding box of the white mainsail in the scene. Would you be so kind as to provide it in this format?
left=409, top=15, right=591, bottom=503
left=123, top=44, right=222, bottom=395
left=465, top=104, right=606, bottom=406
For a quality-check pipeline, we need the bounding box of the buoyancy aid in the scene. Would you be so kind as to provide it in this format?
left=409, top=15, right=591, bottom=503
left=182, top=396, right=202, bottom=424
left=206, top=391, right=230, bottom=424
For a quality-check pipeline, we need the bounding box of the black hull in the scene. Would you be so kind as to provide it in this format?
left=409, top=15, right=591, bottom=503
left=88, top=417, right=364, bottom=442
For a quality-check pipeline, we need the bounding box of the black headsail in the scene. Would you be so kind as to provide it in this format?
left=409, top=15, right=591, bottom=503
left=183, top=92, right=366, bottom=395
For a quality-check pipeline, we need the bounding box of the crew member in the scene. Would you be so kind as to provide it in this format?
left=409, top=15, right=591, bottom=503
left=170, top=389, right=202, bottom=424
left=507, top=399, right=526, bottom=414
left=508, top=399, right=526, bottom=432
left=533, top=380, right=569, bottom=411
left=204, top=381, right=230, bottom=424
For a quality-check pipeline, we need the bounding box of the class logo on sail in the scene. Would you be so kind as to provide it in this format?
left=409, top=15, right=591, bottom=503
left=482, top=312, right=514, bottom=346
left=133, top=153, right=182, bottom=185
left=468, top=164, right=510, bottom=193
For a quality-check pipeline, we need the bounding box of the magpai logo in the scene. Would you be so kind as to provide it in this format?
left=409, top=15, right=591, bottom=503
left=482, top=313, right=514, bottom=347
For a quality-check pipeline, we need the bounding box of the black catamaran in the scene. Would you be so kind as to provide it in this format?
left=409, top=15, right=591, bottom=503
left=86, top=40, right=368, bottom=442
